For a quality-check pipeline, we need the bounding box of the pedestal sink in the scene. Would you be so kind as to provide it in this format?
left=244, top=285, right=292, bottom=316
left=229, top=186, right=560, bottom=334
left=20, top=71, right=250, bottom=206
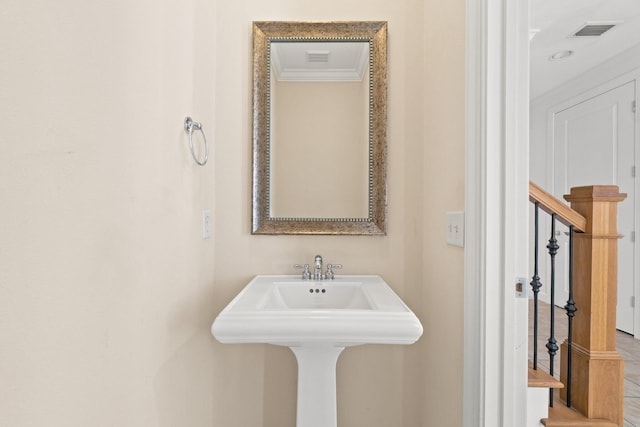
left=211, top=275, right=423, bottom=427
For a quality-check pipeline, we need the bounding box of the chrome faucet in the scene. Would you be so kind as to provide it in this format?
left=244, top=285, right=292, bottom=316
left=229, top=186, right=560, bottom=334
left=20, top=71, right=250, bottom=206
left=313, top=255, right=323, bottom=280
left=294, top=255, right=342, bottom=280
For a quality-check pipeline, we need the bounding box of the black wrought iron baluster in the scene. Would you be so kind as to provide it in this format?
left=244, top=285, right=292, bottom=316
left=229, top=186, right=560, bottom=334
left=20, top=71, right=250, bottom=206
left=564, top=225, right=577, bottom=408
left=530, top=202, right=542, bottom=370
left=546, top=214, right=560, bottom=407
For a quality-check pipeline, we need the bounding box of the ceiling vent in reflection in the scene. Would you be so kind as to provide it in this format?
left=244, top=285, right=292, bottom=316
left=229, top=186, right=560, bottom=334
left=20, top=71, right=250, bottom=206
left=306, top=50, right=330, bottom=63
left=571, top=22, right=619, bottom=37
left=271, top=42, right=369, bottom=81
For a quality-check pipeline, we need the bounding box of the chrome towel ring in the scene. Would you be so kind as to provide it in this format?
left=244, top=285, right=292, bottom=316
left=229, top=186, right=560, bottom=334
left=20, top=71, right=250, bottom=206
left=184, top=116, right=208, bottom=166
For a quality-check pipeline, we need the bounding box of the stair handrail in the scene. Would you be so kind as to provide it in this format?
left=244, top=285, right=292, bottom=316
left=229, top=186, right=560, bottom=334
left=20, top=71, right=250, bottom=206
left=529, top=181, right=586, bottom=232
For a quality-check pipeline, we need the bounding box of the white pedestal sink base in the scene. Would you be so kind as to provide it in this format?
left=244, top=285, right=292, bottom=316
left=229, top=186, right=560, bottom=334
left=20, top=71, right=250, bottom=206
left=212, top=276, right=423, bottom=426
left=290, top=345, right=345, bottom=427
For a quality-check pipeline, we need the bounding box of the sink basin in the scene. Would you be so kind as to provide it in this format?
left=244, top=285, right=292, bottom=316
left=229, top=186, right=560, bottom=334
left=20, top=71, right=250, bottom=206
left=211, top=275, right=422, bottom=427
left=211, top=275, right=423, bottom=346
left=259, top=281, right=373, bottom=310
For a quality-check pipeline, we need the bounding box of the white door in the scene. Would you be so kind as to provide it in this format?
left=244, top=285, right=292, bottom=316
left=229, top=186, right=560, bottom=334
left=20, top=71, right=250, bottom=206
left=552, top=81, right=636, bottom=334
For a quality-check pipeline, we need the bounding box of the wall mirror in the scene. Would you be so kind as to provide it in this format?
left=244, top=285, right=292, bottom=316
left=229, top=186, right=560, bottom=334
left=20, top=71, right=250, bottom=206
left=252, top=21, right=388, bottom=235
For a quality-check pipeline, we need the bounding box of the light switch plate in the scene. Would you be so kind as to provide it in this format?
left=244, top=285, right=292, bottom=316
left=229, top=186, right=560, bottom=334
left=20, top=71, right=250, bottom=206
left=203, top=210, right=212, bottom=240
left=446, top=211, right=464, bottom=247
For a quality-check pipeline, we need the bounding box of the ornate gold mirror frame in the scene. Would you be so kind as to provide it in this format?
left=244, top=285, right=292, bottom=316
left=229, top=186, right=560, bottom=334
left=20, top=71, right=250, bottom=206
left=251, top=21, right=387, bottom=235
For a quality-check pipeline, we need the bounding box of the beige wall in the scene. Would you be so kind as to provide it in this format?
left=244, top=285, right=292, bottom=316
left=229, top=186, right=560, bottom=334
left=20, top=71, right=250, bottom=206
left=0, top=0, right=217, bottom=425
left=1, top=0, right=464, bottom=426
left=418, top=1, right=466, bottom=423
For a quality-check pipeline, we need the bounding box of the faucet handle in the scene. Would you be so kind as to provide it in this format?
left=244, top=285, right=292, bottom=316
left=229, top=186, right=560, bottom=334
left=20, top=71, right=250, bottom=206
left=325, top=264, right=343, bottom=280
left=294, top=264, right=311, bottom=280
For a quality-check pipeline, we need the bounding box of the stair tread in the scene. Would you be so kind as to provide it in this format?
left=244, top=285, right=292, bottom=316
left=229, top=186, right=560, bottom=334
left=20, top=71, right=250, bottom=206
left=541, top=395, right=617, bottom=427
left=528, top=361, right=564, bottom=389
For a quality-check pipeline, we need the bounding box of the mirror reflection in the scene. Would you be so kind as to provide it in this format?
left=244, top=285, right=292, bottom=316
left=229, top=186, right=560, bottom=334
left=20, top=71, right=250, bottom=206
left=270, top=41, right=370, bottom=219
left=252, top=21, right=387, bottom=235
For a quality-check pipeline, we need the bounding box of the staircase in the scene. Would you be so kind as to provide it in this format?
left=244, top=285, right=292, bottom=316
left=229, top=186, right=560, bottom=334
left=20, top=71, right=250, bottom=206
left=527, top=183, right=626, bottom=427
left=528, top=362, right=563, bottom=426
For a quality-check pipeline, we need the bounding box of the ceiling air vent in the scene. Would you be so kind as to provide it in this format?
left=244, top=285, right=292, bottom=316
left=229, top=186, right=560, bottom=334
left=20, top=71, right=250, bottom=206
left=572, top=23, right=618, bottom=37
left=305, top=50, right=330, bottom=63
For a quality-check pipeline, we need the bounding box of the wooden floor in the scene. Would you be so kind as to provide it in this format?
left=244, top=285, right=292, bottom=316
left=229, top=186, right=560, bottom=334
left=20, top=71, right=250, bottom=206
left=529, top=300, right=640, bottom=427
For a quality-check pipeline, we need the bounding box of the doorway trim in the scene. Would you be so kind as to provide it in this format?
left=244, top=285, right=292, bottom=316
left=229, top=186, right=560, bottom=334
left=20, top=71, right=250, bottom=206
left=463, top=0, right=530, bottom=425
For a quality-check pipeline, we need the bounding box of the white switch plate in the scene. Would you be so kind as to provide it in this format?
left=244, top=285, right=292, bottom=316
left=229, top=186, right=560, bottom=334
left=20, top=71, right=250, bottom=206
left=446, top=211, right=464, bottom=247
left=202, top=210, right=212, bottom=240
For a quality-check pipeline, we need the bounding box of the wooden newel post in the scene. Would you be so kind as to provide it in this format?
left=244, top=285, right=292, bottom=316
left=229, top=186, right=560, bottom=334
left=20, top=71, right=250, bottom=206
left=560, top=185, right=626, bottom=426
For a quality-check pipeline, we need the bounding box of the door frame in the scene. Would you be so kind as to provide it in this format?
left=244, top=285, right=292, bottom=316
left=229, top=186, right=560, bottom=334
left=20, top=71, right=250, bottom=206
left=464, top=0, right=530, bottom=425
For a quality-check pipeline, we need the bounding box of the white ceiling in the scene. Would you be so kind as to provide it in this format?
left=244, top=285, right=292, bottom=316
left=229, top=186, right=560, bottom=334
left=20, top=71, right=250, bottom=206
left=271, top=42, right=369, bottom=82
left=530, top=0, right=640, bottom=99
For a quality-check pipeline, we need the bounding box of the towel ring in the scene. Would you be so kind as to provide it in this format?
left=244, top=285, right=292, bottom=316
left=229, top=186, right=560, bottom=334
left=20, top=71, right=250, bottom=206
left=184, top=116, right=208, bottom=166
